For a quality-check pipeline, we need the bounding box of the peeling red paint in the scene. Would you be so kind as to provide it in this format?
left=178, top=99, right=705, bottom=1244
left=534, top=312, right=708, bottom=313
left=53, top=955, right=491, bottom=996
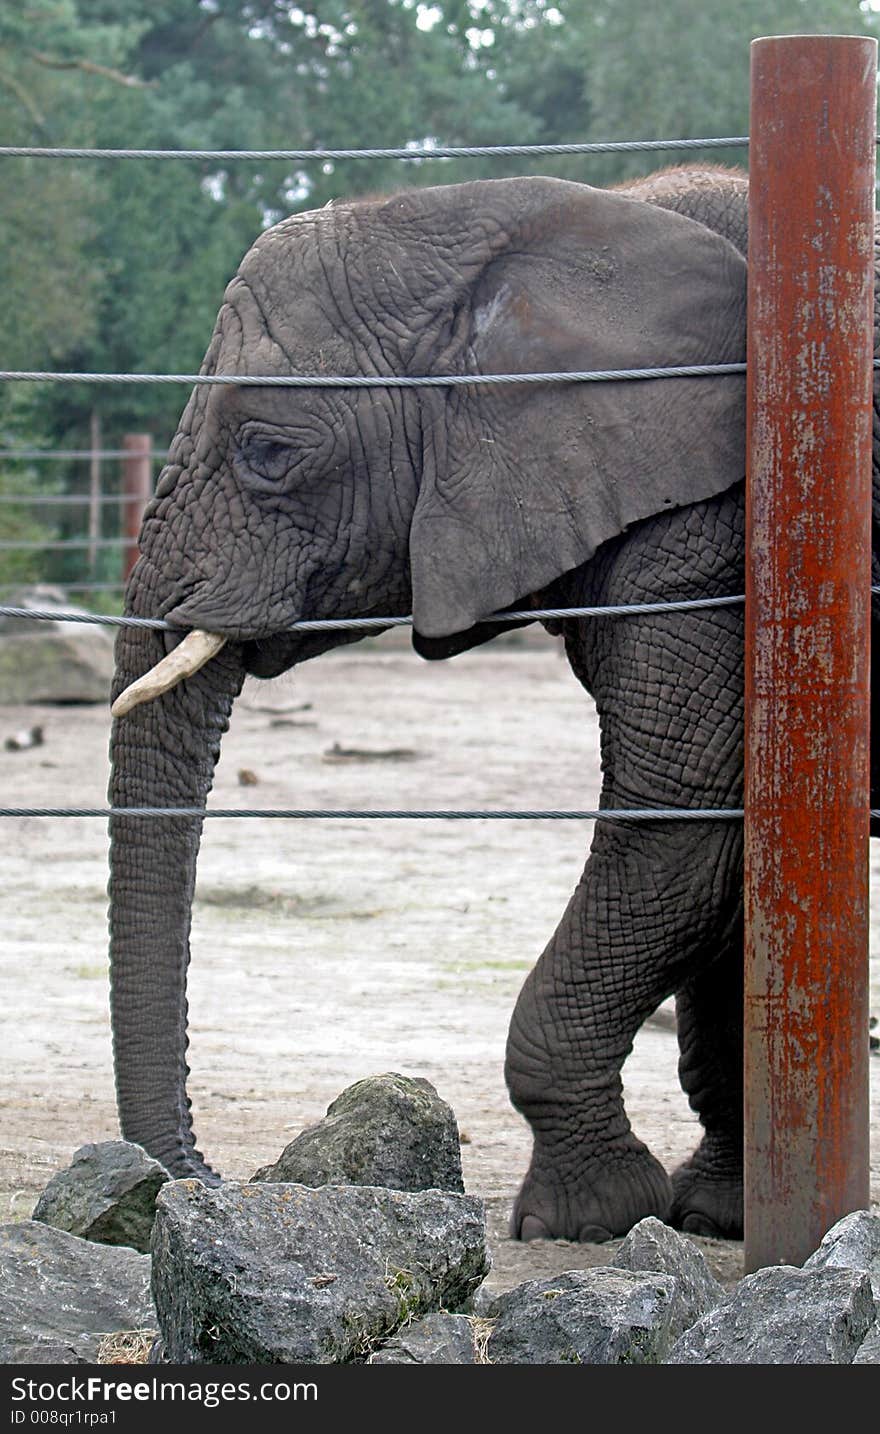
left=744, top=35, right=875, bottom=1272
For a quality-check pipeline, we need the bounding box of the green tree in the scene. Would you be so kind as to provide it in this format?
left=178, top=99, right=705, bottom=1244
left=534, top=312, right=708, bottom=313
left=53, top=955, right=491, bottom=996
left=0, top=0, right=145, bottom=371
left=0, top=388, right=61, bottom=588
left=0, top=2, right=141, bottom=587
left=505, top=0, right=880, bottom=184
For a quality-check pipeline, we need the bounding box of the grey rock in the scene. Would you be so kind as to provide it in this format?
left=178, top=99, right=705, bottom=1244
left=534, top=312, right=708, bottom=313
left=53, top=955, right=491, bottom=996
left=151, top=1179, right=489, bottom=1364
left=147, top=1336, right=169, bottom=1365
left=369, top=1312, right=477, bottom=1364
left=804, top=1212, right=880, bottom=1366
left=667, top=1265, right=875, bottom=1364
left=252, top=1072, right=464, bottom=1192
left=0, top=586, right=114, bottom=704
left=853, top=1320, right=880, bottom=1364
left=804, top=1210, right=880, bottom=1299
left=33, top=1140, right=169, bottom=1254
left=613, top=1216, right=724, bottom=1338
left=0, top=1221, right=154, bottom=1365
left=6, top=1337, right=92, bottom=1364
left=467, top=1284, right=497, bottom=1317
left=486, top=1269, right=676, bottom=1365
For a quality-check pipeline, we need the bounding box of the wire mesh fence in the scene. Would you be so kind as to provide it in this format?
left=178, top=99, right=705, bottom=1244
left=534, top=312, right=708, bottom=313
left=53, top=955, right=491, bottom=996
left=0, top=440, right=163, bottom=599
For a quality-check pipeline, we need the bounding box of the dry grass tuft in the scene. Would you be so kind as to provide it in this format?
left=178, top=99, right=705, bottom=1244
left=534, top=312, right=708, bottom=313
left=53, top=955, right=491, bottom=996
left=96, top=1329, right=157, bottom=1364
left=469, top=1315, right=495, bottom=1364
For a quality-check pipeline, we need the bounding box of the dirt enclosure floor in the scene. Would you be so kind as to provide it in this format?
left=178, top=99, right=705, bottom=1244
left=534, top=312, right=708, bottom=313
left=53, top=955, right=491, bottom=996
left=2, top=626, right=879, bottom=1296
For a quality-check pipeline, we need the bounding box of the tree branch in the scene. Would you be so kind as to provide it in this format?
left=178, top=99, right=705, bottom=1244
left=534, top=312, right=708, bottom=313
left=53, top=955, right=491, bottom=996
left=0, top=67, right=47, bottom=129
left=29, top=51, right=155, bottom=89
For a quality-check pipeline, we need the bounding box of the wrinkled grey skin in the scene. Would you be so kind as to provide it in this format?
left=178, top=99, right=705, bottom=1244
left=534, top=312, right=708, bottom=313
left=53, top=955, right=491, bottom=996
left=108, top=165, right=868, bottom=1243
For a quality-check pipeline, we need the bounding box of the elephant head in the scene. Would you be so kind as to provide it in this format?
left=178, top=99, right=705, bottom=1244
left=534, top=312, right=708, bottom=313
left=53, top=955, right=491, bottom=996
left=108, top=175, right=747, bottom=1179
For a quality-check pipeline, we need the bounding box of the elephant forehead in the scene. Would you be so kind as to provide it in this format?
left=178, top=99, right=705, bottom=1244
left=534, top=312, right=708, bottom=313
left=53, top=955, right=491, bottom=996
left=243, top=203, right=336, bottom=279
left=218, top=256, right=353, bottom=379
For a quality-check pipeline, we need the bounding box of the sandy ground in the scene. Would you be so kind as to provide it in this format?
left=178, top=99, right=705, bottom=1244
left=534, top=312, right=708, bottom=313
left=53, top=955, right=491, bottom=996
left=1, top=626, right=879, bottom=1296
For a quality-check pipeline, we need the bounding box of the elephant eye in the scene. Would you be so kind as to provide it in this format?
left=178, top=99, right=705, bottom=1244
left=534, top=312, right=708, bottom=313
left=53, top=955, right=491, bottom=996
left=237, top=434, right=294, bottom=485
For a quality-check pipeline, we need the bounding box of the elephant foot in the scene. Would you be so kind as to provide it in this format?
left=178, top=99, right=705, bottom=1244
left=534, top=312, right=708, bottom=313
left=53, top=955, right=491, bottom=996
left=148, top=1140, right=221, bottom=1185
left=670, top=1150, right=743, bottom=1239
left=511, top=1139, right=673, bottom=1243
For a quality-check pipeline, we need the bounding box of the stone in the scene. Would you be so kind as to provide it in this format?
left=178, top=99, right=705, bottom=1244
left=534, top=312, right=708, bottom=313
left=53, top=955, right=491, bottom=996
left=802, top=1211, right=880, bottom=1367
left=612, top=1216, right=724, bottom=1338
left=0, top=585, right=114, bottom=704
left=486, top=1269, right=677, bottom=1365
left=803, top=1210, right=880, bottom=1298
left=0, top=1221, right=154, bottom=1365
left=151, top=1179, right=489, bottom=1364
left=468, top=1284, right=497, bottom=1317
left=252, top=1072, right=464, bottom=1192
left=853, top=1321, right=880, bottom=1363
left=666, top=1265, right=875, bottom=1364
left=369, top=1312, right=477, bottom=1364
left=147, top=1336, right=169, bottom=1365
left=32, top=1140, right=169, bottom=1254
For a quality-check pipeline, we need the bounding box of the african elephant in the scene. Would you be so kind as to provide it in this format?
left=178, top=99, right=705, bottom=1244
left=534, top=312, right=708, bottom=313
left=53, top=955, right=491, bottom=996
left=108, top=165, right=780, bottom=1242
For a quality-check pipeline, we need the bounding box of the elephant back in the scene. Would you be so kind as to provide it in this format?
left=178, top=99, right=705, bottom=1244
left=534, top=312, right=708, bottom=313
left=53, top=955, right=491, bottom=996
left=619, top=165, right=750, bottom=259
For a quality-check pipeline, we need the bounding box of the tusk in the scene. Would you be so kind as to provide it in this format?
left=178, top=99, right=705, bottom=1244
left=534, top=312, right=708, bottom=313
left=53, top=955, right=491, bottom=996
left=111, top=630, right=228, bottom=718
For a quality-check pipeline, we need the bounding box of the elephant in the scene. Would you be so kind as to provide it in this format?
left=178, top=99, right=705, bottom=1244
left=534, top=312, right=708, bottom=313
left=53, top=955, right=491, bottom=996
left=108, top=162, right=794, bottom=1244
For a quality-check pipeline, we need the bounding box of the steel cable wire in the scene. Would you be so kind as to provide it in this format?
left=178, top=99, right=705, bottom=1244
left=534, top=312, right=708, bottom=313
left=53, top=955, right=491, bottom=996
left=0, top=806, right=745, bottom=821
left=9, top=587, right=880, bottom=628
left=0, top=596, right=747, bottom=628
left=4, top=807, right=880, bottom=821
left=0, top=137, right=751, bottom=162
left=0, top=363, right=747, bottom=386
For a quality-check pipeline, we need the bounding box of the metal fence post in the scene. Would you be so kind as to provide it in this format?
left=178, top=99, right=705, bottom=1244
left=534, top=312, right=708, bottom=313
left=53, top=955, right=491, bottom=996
left=745, top=34, right=876, bottom=1272
left=121, top=433, right=152, bottom=585
left=88, top=409, right=101, bottom=576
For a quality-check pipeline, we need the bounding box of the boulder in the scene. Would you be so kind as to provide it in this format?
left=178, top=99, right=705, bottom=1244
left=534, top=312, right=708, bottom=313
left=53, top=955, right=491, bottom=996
left=667, top=1265, right=875, bottom=1364
left=251, top=1072, right=464, bottom=1192
left=612, top=1216, right=724, bottom=1339
left=803, top=1210, right=880, bottom=1298
left=369, top=1312, right=478, bottom=1364
left=486, top=1268, right=676, bottom=1365
left=803, top=1210, right=880, bottom=1367
left=0, top=1221, right=154, bottom=1364
left=0, top=585, right=114, bottom=704
left=151, top=1179, right=489, bottom=1364
left=32, top=1140, right=169, bottom=1254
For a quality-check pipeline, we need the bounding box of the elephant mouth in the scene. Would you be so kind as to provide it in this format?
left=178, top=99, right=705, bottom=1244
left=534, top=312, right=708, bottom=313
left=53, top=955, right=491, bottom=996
left=111, top=623, right=332, bottom=717
left=240, top=632, right=305, bottom=679
left=112, top=571, right=314, bottom=716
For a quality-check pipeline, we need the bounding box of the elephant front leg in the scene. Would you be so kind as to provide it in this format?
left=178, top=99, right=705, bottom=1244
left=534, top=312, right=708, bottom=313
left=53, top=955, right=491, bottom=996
left=670, top=923, right=744, bottom=1238
left=506, top=820, right=742, bottom=1242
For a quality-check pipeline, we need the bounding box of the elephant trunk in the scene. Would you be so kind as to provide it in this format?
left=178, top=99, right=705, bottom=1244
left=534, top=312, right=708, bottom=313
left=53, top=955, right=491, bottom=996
left=108, top=611, right=244, bottom=1180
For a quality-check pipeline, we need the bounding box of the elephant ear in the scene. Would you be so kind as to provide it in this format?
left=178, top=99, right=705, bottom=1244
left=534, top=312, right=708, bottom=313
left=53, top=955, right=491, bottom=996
left=407, top=177, right=747, bottom=640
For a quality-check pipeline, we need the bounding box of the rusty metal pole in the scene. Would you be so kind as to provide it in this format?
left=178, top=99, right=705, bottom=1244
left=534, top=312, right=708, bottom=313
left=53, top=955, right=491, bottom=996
left=121, top=433, right=152, bottom=585
left=745, top=34, right=875, bottom=1272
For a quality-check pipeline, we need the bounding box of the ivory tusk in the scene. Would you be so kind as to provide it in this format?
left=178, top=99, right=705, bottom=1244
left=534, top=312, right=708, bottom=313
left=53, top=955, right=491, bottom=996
left=111, top=630, right=228, bottom=718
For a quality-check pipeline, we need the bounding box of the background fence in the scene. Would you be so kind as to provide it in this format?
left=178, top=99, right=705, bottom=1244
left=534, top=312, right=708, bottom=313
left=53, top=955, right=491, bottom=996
left=0, top=436, right=161, bottom=600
